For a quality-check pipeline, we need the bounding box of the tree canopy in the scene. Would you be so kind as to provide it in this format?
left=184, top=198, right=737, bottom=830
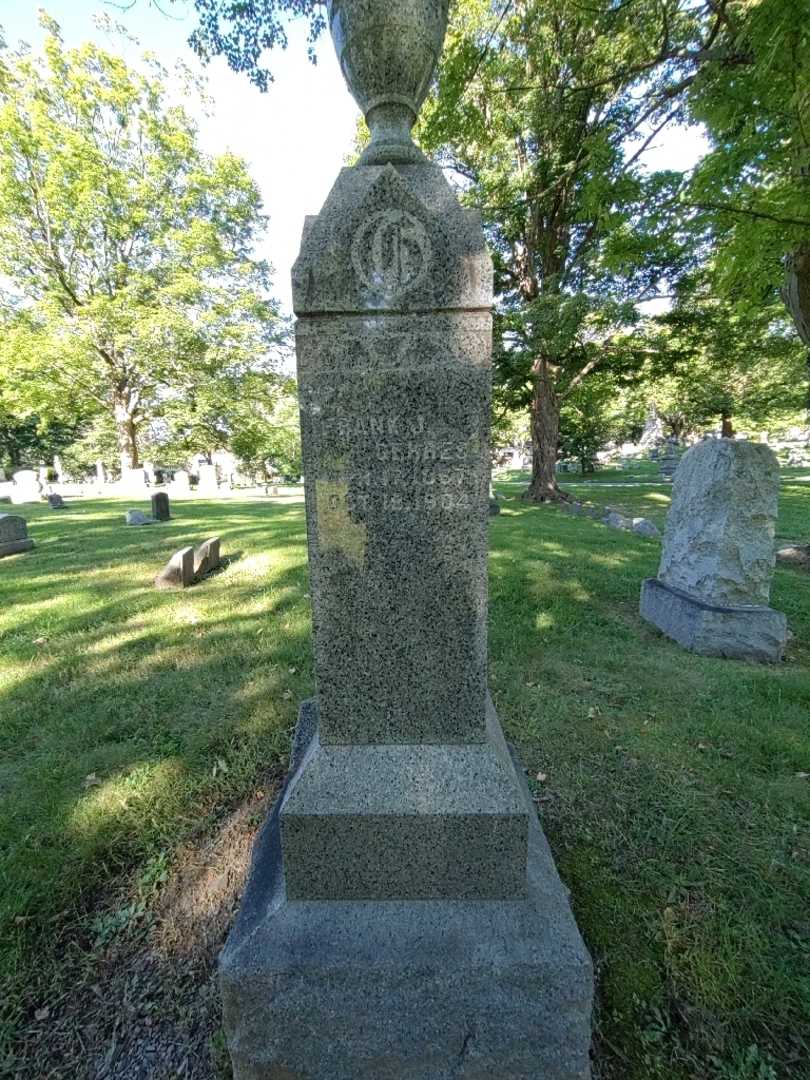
left=0, top=15, right=285, bottom=473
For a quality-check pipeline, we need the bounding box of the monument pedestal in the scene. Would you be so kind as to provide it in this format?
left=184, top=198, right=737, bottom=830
left=221, top=699, right=592, bottom=1080
left=640, top=577, right=787, bottom=662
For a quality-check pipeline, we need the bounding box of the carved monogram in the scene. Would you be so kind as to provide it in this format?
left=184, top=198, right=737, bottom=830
left=351, top=209, right=431, bottom=297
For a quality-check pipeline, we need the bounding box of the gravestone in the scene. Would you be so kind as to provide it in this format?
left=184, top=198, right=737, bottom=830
left=0, top=514, right=34, bottom=557
left=640, top=439, right=787, bottom=660
left=197, top=463, right=218, bottom=496
left=659, top=436, right=681, bottom=481
left=125, top=509, right=154, bottom=526
left=632, top=516, right=660, bottom=539
left=169, top=469, right=191, bottom=496
left=193, top=536, right=220, bottom=578
left=639, top=403, right=664, bottom=448
left=219, top=4, right=592, bottom=1077
left=151, top=492, right=171, bottom=521
left=155, top=546, right=194, bottom=590
left=11, top=470, right=41, bottom=505
left=47, top=493, right=66, bottom=510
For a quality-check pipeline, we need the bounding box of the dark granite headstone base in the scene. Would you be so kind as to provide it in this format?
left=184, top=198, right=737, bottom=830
left=0, top=539, right=34, bottom=558
left=640, top=577, right=787, bottom=662
left=220, top=700, right=593, bottom=1080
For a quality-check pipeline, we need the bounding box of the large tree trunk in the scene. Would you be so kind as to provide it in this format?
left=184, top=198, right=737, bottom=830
left=782, top=245, right=810, bottom=420
left=113, top=390, right=140, bottom=470
left=720, top=411, right=734, bottom=438
left=524, top=357, right=565, bottom=502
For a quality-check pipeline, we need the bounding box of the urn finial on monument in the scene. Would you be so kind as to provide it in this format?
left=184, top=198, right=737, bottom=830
left=328, top=0, right=450, bottom=164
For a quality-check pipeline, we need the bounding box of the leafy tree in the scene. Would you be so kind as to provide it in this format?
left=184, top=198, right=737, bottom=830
left=684, top=0, right=810, bottom=363
left=0, top=16, right=283, bottom=472
left=0, top=402, right=84, bottom=473
left=230, top=378, right=303, bottom=480
left=558, top=374, right=645, bottom=473
left=640, top=274, right=808, bottom=437
left=413, top=0, right=728, bottom=501
left=185, top=0, right=326, bottom=91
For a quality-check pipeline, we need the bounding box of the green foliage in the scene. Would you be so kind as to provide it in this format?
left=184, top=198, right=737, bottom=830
left=558, top=374, right=645, bottom=472
left=0, top=404, right=85, bottom=472
left=0, top=16, right=284, bottom=470
left=57, top=415, right=120, bottom=478
left=685, top=0, right=810, bottom=312
left=185, top=0, right=326, bottom=92
left=229, top=378, right=302, bottom=479
left=414, top=0, right=721, bottom=497
left=640, top=272, right=808, bottom=436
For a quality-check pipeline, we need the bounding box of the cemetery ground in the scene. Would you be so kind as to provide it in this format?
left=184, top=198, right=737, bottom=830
left=0, top=475, right=808, bottom=1080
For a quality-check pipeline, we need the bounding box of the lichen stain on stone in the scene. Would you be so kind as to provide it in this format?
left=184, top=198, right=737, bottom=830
left=315, top=479, right=367, bottom=566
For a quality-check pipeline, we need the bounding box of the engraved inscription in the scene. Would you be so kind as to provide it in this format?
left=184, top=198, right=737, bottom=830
left=351, top=210, right=431, bottom=297
left=313, top=409, right=486, bottom=515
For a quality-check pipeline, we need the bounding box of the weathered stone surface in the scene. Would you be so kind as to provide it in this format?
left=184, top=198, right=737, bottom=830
left=221, top=10, right=592, bottom=1076
left=193, top=536, right=221, bottom=578
left=328, top=0, right=450, bottom=167
left=221, top=699, right=593, bottom=1080
left=151, top=492, right=171, bottom=521
left=641, top=439, right=787, bottom=660
left=294, top=168, right=491, bottom=747
left=292, top=163, right=491, bottom=317
left=0, top=513, right=34, bottom=557
left=47, top=493, right=65, bottom=510
left=640, top=577, right=787, bottom=662
left=155, top=546, right=194, bottom=590
left=658, top=439, right=779, bottom=607
left=125, top=509, right=154, bottom=526
left=603, top=511, right=629, bottom=530
left=280, top=704, right=528, bottom=901
left=777, top=543, right=810, bottom=570
left=632, top=517, right=660, bottom=539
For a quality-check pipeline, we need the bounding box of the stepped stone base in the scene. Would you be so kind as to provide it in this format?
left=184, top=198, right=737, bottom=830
left=640, top=577, right=787, bottom=662
left=219, top=699, right=593, bottom=1080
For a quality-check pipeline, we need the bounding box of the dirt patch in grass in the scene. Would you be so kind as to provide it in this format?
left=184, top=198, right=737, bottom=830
left=11, top=779, right=279, bottom=1080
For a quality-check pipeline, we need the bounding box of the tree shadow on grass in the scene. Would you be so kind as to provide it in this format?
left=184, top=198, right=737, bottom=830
left=0, top=499, right=315, bottom=1062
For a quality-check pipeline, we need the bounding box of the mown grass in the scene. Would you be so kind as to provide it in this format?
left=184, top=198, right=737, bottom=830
left=1, top=477, right=809, bottom=1078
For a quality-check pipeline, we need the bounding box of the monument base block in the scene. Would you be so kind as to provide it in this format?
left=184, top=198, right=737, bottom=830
left=640, top=577, right=788, bottom=662
left=0, top=539, right=34, bottom=558
left=220, top=700, right=593, bottom=1080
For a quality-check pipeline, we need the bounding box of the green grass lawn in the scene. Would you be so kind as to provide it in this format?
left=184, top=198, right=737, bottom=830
left=1, top=478, right=808, bottom=1078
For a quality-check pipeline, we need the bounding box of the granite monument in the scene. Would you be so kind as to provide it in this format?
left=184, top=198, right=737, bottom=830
left=220, top=3, right=592, bottom=1077
left=640, top=438, right=787, bottom=660
left=155, top=545, right=194, bottom=590
left=151, top=492, right=171, bottom=522
left=0, top=513, right=34, bottom=557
